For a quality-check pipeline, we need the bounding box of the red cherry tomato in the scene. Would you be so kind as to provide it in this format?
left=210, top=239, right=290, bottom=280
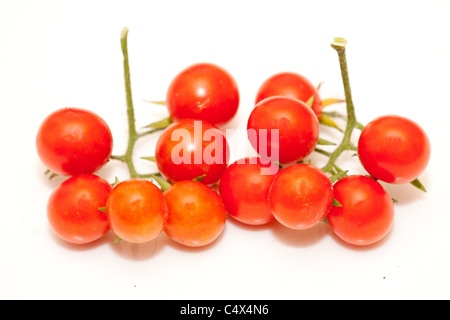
left=327, top=175, right=394, bottom=246
left=36, top=107, right=113, bottom=176
left=247, top=96, right=319, bottom=164
left=164, top=180, right=227, bottom=247
left=166, top=63, right=240, bottom=126
left=268, top=163, right=333, bottom=230
left=47, top=174, right=112, bottom=244
left=155, top=119, right=229, bottom=185
left=106, top=179, right=167, bottom=244
left=219, top=157, right=278, bottom=226
left=357, top=115, right=431, bottom=184
left=255, top=72, right=323, bottom=119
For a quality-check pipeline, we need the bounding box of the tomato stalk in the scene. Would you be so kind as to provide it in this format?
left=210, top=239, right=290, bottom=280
left=321, top=38, right=358, bottom=175
left=111, top=27, right=166, bottom=180
left=322, top=38, right=426, bottom=192
left=110, top=27, right=139, bottom=178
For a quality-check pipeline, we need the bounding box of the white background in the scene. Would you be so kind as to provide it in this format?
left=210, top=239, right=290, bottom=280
left=1, top=0, right=449, bottom=300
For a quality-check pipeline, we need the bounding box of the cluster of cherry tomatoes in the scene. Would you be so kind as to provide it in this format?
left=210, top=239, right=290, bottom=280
left=36, top=50, right=431, bottom=249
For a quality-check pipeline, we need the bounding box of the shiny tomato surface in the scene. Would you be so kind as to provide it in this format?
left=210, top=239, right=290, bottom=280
left=164, top=180, right=227, bottom=247
left=269, top=163, right=333, bottom=230
left=36, top=107, right=113, bottom=176
left=247, top=96, right=319, bottom=164
left=358, top=115, right=430, bottom=184
left=155, top=119, right=229, bottom=185
left=47, top=174, right=112, bottom=244
left=255, top=72, right=323, bottom=119
left=219, top=157, right=278, bottom=225
left=106, top=179, right=167, bottom=244
left=166, top=63, right=239, bottom=126
left=327, top=175, right=394, bottom=246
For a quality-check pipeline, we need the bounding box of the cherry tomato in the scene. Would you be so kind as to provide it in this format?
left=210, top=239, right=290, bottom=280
left=219, top=157, right=278, bottom=226
left=155, top=119, right=229, bottom=185
left=255, top=72, right=323, bottom=119
left=164, top=180, right=227, bottom=247
left=268, top=163, right=333, bottom=230
left=247, top=96, right=319, bottom=164
left=106, top=179, right=166, bottom=244
left=36, top=107, right=113, bottom=176
left=357, top=115, right=430, bottom=184
left=327, top=175, right=394, bottom=246
left=47, top=174, right=112, bottom=244
left=166, top=63, right=240, bottom=126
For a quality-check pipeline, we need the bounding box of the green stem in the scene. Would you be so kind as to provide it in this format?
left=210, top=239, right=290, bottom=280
left=120, top=27, right=138, bottom=178
left=314, top=148, right=331, bottom=157
left=321, top=38, right=358, bottom=175
left=410, top=178, right=427, bottom=192
left=113, top=28, right=172, bottom=180
left=149, top=173, right=172, bottom=192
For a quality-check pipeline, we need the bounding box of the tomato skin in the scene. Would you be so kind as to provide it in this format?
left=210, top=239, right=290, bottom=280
left=47, top=174, right=112, bottom=244
left=219, top=157, right=278, bottom=226
left=327, top=175, right=394, bottom=246
left=357, top=115, right=431, bottom=184
left=166, top=63, right=240, bottom=126
left=155, top=119, right=229, bottom=185
left=36, top=108, right=113, bottom=176
left=106, top=179, right=166, bottom=244
left=268, top=163, right=333, bottom=230
left=247, top=96, right=319, bottom=164
left=164, top=180, right=227, bottom=247
left=255, top=72, right=322, bottom=119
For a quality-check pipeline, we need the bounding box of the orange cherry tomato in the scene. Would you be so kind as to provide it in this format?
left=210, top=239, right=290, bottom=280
left=164, top=180, right=227, bottom=247
left=106, top=179, right=167, bottom=244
